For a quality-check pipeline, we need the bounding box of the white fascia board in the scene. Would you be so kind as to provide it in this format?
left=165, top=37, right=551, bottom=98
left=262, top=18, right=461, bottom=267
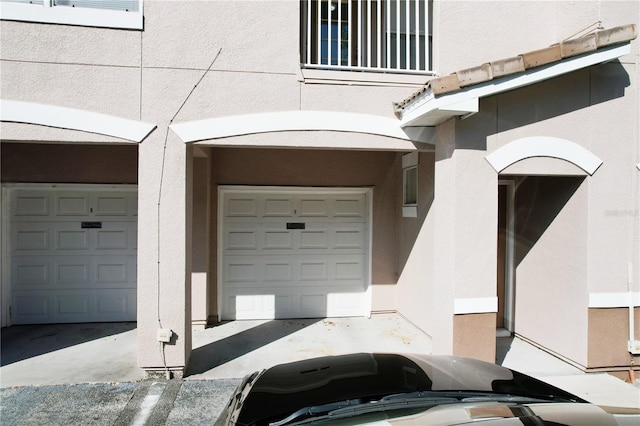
left=170, top=111, right=435, bottom=146
left=400, top=43, right=631, bottom=128
left=485, top=136, right=603, bottom=175
left=0, top=100, right=156, bottom=142
left=0, top=2, right=143, bottom=30
left=454, top=297, right=498, bottom=315
left=589, top=292, right=640, bottom=308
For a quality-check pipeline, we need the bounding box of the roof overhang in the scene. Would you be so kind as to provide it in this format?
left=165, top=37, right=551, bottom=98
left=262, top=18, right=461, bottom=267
left=399, top=43, right=631, bottom=128
left=171, top=111, right=435, bottom=150
left=0, top=99, right=156, bottom=143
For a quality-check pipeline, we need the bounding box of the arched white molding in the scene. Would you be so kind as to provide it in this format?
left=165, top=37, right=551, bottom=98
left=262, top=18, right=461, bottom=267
left=0, top=100, right=156, bottom=143
left=485, top=136, right=603, bottom=175
left=170, top=111, right=434, bottom=146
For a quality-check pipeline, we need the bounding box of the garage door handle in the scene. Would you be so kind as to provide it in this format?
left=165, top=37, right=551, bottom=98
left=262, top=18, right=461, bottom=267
left=286, top=223, right=305, bottom=230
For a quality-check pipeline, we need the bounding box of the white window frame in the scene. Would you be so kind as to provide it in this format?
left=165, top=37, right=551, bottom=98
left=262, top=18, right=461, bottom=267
left=402, top=151, right=418, bottom=218
left=0, top=0, right=143, bottom=30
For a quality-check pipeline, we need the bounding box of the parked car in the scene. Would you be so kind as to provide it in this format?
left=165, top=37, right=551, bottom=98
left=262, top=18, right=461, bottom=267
left=215, top=353, right=639, bottom=426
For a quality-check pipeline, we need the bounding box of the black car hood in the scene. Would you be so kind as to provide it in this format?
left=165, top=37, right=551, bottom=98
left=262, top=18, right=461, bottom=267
left=233, top=353, right=586, bottom=425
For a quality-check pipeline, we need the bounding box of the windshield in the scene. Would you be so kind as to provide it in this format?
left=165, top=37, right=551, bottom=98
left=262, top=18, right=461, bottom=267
left=267, top=391, right=578, bottom=426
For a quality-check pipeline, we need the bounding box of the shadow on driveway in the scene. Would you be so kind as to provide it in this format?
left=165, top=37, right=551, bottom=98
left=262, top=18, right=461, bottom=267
left=1, top=322, right=136, bottom=366
left=186, top=319, right=318, bottom=376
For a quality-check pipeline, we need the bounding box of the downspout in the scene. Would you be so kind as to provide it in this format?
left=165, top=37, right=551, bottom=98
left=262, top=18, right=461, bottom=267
left=628, top=43, right=640, bottom=382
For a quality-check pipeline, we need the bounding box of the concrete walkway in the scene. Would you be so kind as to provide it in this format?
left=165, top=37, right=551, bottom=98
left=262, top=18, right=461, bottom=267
left=1, top=314, right=639, bottom=425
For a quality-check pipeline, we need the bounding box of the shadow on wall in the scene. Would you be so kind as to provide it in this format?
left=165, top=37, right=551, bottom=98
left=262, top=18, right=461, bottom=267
left=513, top=176, right=584, bottom=266
left=186, top=319, right=318, bottom=376
left=0, top=322, right=136, bottom=366
left=444, top=60, right=631, bottom=155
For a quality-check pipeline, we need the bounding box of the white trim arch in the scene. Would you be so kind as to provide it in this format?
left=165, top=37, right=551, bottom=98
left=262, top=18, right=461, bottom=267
left=170, top=111, right=435, bottom=149
left=0, top=100, right=156, bottom=143
left=485, top=136, right=603, bottom=176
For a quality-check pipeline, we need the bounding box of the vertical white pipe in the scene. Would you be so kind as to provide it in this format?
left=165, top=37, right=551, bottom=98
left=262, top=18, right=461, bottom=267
left=395, top=0, right=400, bottom=69
left=307, top=0, right=312, bottom=65
left=386, top=0, right=391, bottom=69
left=327, top=0, right=332, bottom=65
left=358, top=0, right=362, bottom=67
left=424, top=0, right=429, bottom=70
left=348, top=0, right=352, bottom=66
left=376, top=0, right=381, bottom=68
left=337, top=0, right=342, bottom=66
left=630, top=262, right=635, bottom=345
left=317, top=0, right=322, bottom=65
left=415, top=0, right=420, bottom=70
left=367, top=0, right=371, bottom=67
left=405, top=0, right=410, bottom=69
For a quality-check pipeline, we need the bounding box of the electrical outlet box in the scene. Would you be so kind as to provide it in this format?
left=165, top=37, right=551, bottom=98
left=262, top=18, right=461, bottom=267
left=629, top=340, right=640, bottom=355
left=157, top=328, right=173, bottom=343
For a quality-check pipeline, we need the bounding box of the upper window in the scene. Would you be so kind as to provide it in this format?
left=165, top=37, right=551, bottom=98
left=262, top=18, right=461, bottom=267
left=301, top=0, right=432, bottom=74
left=0, top=0, right=143, bottom=30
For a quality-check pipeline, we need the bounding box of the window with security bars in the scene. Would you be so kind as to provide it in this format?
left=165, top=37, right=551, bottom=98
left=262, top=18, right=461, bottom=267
left=301, top=0, right=432, bottom=73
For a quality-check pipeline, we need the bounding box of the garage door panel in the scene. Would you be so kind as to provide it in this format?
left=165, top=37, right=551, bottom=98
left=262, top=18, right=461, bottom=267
left=9, top=187, right=137, bottom=324
left=55, top=194, right=90, bottom=216
left=14, top=294, right=49, bottom=318
left=299, top=230, right=328, bottom=249
left=264, top=261, right=292, bottom=282
left=56, top=227, right=89, bottom=250
left=56, top=294, right=90, bottom=315
left=96, top=228, right=128, bottom=250
left=226, top=229, right=258, bottom=250
left=298, top=198, right=330, bottom=217
left=56, top=261, right=90, bottom=285
left=13, top=225, right=50, bottom=251
left=334, top=196, right=366, bottom=217
left=226, top=196, right=258, bottom=217
left=264, top=197, right=294, bottom=217
left=94, top=195, right=128, bottom=216
left=264, top=230, right=293, bottom=250
left=13, top=193, right=49, bottom=217
left=14, top=260, right=50, bottom=286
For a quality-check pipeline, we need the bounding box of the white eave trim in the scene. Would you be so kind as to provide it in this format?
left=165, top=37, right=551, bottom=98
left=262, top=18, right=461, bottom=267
left=170, top=111, right=435, bottom=149
left=589, top=292, right=640, bottom=308
left=454, top=297, right=498, bottom=315
left=485, top=136, right=603, bottom=175
left=0, top=100, right=156, bottom=143
left=400, top=43, right=631, bottom=128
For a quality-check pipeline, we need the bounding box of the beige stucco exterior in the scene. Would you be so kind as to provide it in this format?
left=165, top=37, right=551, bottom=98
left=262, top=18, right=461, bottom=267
left=1, top=1, right=639, bottom=377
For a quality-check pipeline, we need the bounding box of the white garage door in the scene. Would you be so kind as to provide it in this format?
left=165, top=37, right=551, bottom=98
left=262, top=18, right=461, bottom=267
left=9, top=186, right=137, bottom=324
left=221, top=187, right=371, bottom=320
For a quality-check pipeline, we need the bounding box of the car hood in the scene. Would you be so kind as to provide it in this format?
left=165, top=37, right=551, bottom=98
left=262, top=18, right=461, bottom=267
left=231, top=353, right=589, bottom=425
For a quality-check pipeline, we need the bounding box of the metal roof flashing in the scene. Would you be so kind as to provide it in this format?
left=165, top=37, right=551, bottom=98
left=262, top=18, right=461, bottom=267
left=396, top=24, right=637, bottom=128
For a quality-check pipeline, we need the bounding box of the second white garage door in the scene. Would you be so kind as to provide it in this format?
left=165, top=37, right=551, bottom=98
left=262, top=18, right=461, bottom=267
left=220, top=187, right=371, bottom=320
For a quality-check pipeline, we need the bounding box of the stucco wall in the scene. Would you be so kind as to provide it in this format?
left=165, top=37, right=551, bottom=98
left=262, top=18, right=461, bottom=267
left=514, top=176, right=589, bottom=366
left=433, top=1, right=639, bottom=75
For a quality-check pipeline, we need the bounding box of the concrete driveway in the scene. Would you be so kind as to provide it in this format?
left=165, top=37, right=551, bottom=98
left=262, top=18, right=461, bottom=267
left=0, top=313, right=431, bottom=387
left=1, top=313, right=638, bottom=410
